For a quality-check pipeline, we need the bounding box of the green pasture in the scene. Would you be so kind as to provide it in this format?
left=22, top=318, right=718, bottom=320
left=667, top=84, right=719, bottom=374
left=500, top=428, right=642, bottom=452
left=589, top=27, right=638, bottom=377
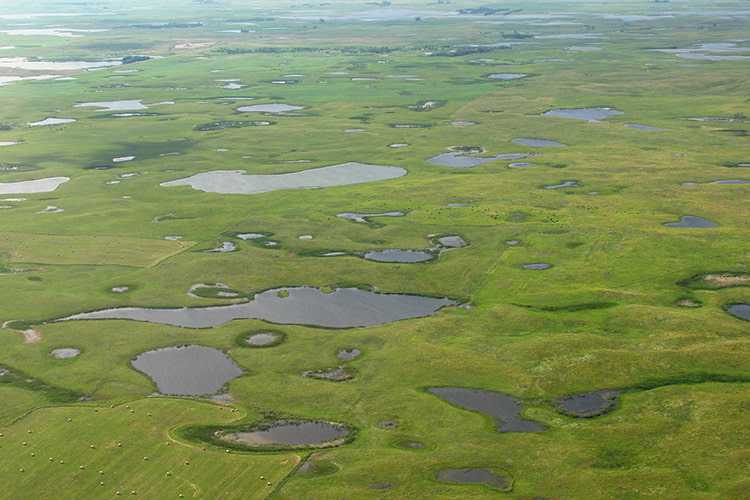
left=0, top=0, right=748, bottom=498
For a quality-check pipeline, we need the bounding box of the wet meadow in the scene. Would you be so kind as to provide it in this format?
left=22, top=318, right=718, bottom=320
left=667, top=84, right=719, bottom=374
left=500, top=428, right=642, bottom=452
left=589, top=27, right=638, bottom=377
left=0, top=0, right=748, bottom=498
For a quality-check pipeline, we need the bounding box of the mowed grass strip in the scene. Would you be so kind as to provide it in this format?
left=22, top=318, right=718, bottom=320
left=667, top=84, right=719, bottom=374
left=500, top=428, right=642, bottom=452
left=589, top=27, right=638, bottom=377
left=0, top=398, right=297, bottom=500
left=0, top=232, right=192, bottom=267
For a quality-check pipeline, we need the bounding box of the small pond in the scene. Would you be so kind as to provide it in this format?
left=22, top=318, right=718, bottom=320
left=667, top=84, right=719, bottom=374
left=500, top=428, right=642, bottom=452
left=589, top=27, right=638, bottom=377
left=521, top=263, right=552, bottom=270
left=51, top=348, right=80, bottom=359
left=236, top=233, right=266, bottom=240
left=664, top=216, right=718, bottom=228
left=426, top=152, right=531, bottom=168
left=246, top=332, right=279, bottom=345
left=726, top=303, right=750, bottom=321
left=0, top=177, right=69, bottom=194
left=555, top=390, right=619, bottom=417
left=428, top=387, right=545, bottom=432
left=229, top=419, right=350, bottom=446
left=204, top=241, right=236, bottom=253
left=237, top=103, right=305, bottom=113
left=543, top=181, right=579, bottom=189
left=487, top=73, right=527, bottom=80
left=161, top=162, right=406, bottom=194
left=337, top=211, right=405, bottom=223
left=626, top=124, right=665, bottom=131
left=302, top=366, right=356, bottom=381
left=27, top=118, right=76, bottom=127
left=681, top=180, right=750, bottom=186
left=59, top=287, right=455, bottom=328
left=437, top=236, right=466, bottom=248
left=131, top=345, right=242, bottom=396
left=509, top=162, right=536, bottom=168
left=436, top=468, right=509, bottom=490
left=364, top=249, right=433, bottom=263
left=337, top=349, right=361, bottom=361
left=74, top=100, right=148, bottom=111
left=543, top=107, right=623, bottom=122
left=512, top=138, right=565, bottom=148
left=389, top=143, right=409, bottom=148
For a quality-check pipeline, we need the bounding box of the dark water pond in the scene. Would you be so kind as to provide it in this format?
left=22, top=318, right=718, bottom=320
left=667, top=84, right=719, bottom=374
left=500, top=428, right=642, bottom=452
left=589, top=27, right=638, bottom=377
left=555, top=390, right=619, bottom=417
left=512, top=138, right=565, bottom=148
left=337, top=349, right=361, bottom=361
left=664, top=216, right=718, bottom=228
left=427, top=152, right=530, bottom=168
left=522, top=263, right=552, bottom=270
left=231, top=419, right=350, bottom=446
left=436, top=468, right=509, bottom=489
left=364, top=249, right=433, bottom=263
left=543, top=107, right=623, bottom=122
left=543, top=181, right=579, bottom=189
left=246, top=333, right=278, bottom=345
left=727, top=303, right=750, bottom=321
left=59, top=287, right=455, bottom=328
left=131, top=345, right=242, bottom=396
left=428, top=387, right=545, bottom=432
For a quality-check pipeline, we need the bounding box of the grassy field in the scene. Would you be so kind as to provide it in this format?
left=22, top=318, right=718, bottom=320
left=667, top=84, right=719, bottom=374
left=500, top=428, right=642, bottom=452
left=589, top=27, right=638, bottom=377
left=0, top=0, right=748, bottom=498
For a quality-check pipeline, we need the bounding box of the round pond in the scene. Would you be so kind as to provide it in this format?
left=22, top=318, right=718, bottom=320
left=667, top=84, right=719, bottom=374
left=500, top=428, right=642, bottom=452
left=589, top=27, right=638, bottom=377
left=131, top=345, right=242, bottom=396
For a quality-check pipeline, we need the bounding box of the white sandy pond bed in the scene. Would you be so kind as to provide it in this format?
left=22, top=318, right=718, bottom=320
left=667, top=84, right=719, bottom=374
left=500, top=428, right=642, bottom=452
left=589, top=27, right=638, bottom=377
left=161, top=162, right=406, bottom=194
left=0, top=177, right=69, bottom=194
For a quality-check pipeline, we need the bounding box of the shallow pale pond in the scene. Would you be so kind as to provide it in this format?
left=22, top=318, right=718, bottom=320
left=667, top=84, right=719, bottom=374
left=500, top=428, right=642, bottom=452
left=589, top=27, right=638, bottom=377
left=161, top=162, right=406, bottom=194
left=0, top=177, right=69, bottom=194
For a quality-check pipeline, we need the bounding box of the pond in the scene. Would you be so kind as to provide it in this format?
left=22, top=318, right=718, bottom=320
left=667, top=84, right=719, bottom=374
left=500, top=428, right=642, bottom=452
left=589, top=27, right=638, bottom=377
left=664, top=216, right=718, bottom=228
left=364, top=249, right=433, bottom=263
left=543, top=107, right=623, bottom=122
left=436, top=469, right=509, bottom=490
left=160, top=162, right=406, bottom=194
left=336, top=211, right=405, bottom=223
left=337, top=349, right=361, bottom=361
left=131, top=345, right=243, bottom=396
left=51, top=348, right=80, bottom=359
left=246, top=332, right=279, bottom=345
left=543, top=180, right=579, bottom=189
left=0, top=57, right=119, bottom=71
left=58, top=287, right=456, bottom=328
left=437, top=236, right=466, bottom=248
left=301, top=366, right=356, bottom=381
left=0, top=177, right=69, bottom=194
left=426, top=152, right=531, bottom=168
left=626, top=124, right=665, bottom=131
left=204, top=241, right=236, bottom=253
left=508, top=162, right=536, bottom=168
left=236, top=233, right=266, bottom=240
left=726, top=303, right=750, bottom=321
left=27, top=118, right=76, bottom=126
left=512, top=138, right=565, bottom=148
left=74, top=100, right=148, bottom=111
left=237, top=103, right=305, bottom=113
left=487, top=73, right=527, bottom=80
left=229, top=419, right=350, bottom=446
left=555, top=390, right=619, bottom=417
left=521, top=263, right=552, bottom=270
left=681, top=180, right=750, bottom=186
left=428, top=387, right=545, bottom=432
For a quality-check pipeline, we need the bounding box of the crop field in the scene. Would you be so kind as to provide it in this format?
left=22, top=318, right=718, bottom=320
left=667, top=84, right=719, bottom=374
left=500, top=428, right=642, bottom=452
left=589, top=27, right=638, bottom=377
left=0, top=0, right=748, bottom=498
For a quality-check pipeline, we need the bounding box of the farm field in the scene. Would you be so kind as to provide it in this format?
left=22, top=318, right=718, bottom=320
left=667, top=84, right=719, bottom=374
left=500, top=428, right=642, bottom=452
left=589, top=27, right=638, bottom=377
left=0, top=0, right=748, bottom=498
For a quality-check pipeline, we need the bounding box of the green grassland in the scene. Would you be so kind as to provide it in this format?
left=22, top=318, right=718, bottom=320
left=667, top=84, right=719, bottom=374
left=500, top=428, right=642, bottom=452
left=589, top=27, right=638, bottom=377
left=0, top=0, right=748, bottom=498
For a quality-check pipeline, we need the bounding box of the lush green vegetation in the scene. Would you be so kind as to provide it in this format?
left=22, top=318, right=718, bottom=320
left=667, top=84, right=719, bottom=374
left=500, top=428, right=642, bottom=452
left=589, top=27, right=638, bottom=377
left=0, top=0, right=748, bottom=498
